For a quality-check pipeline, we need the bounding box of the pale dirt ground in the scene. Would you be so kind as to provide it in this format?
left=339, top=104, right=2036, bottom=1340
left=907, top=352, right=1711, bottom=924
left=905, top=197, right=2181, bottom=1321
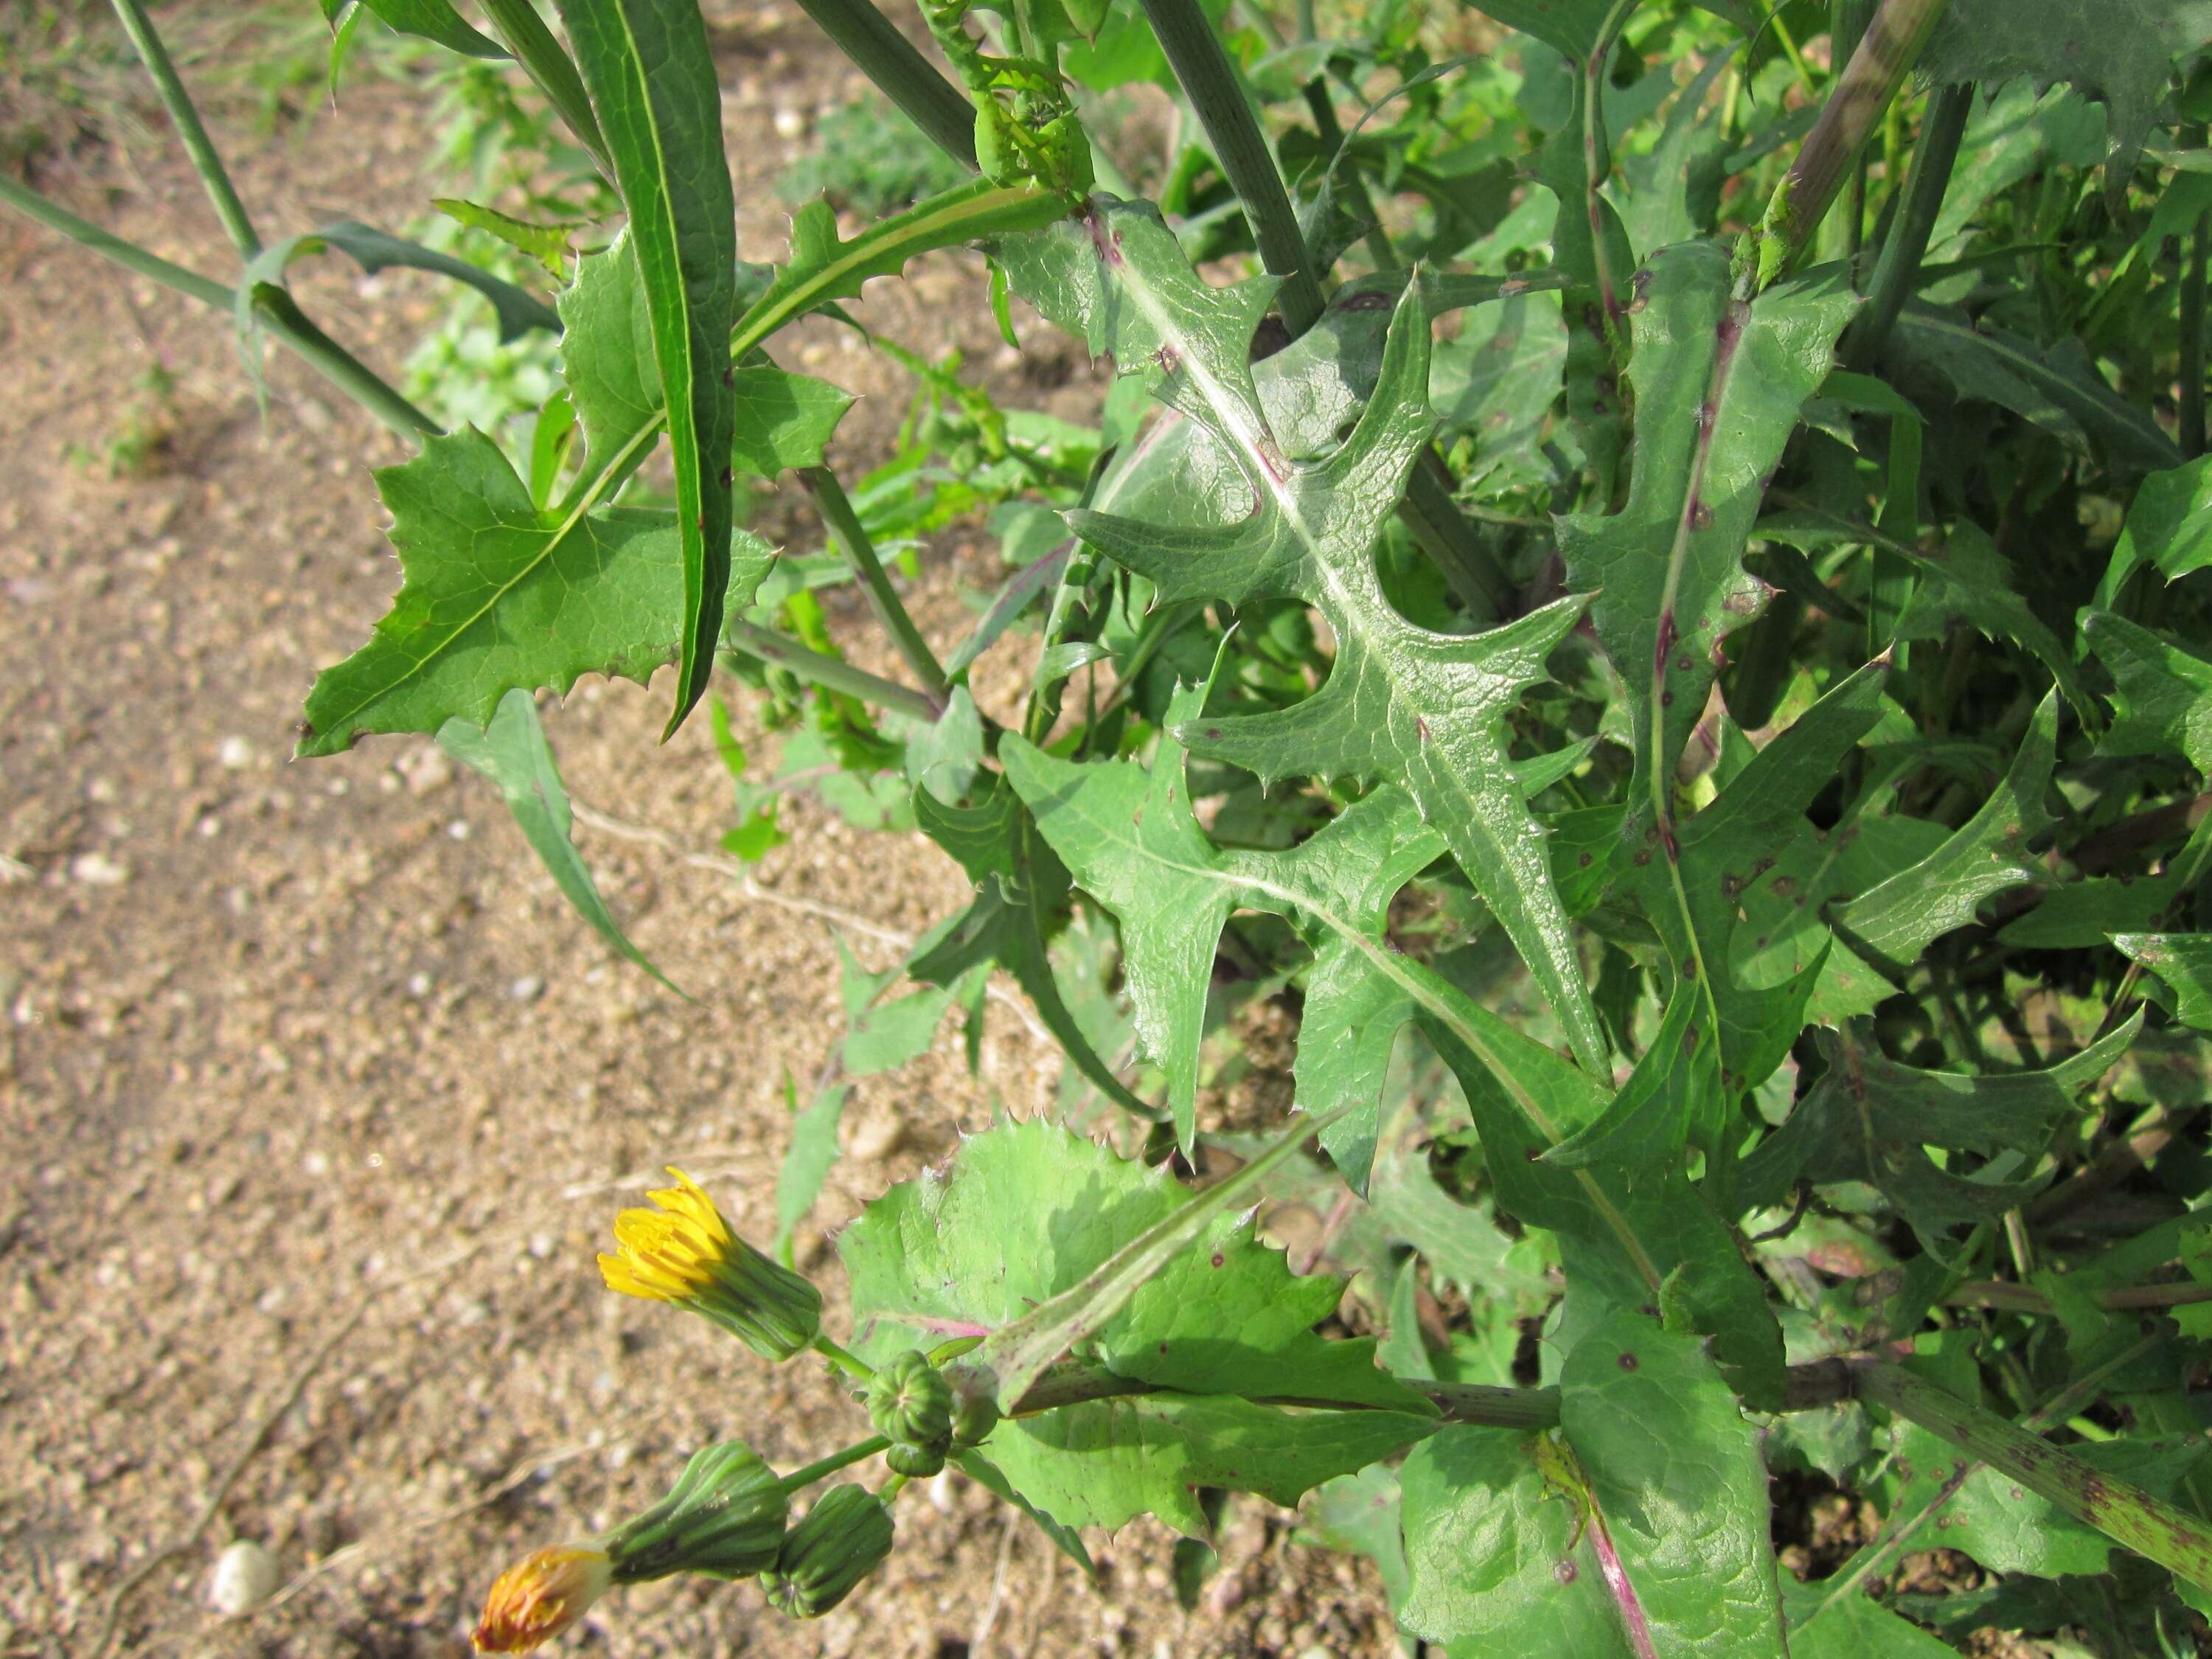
left=0, top=7, right=1391, bottom=1655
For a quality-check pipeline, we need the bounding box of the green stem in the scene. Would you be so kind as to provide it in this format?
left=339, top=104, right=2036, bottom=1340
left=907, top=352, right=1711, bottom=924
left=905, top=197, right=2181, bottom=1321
left=1853, top=1360, right=2212, bottom=1595
left=476, top=0, right=613, bottom=175
left=1302, top=78, right=1397, bottom=269
left=779, top=1436, right=892, bottom=1495
left=723, top=622, right=945, bottom=721
left=0, top=175, right=437, bottom=439
left=108, top=0, right=262, bottom=258
left=1741, top=0, right=1951, bottom=295
left=1946, top=1279, right=2212, bottom=1315
left=2183, top=193, right=2208, bottom=460
left=1580, top=0, right=1638, bottom=341
left=1846, top=81, right=1973, bottom=371
left=793, top=0, right=980, bottom=169
left=801, top=467, right=954, bottom=705
left=1402, top=459, right=1514, bottom=619
left=812, top=1333, right=878, bottom=1381
left=1135, top=0, right=1324, bottom=335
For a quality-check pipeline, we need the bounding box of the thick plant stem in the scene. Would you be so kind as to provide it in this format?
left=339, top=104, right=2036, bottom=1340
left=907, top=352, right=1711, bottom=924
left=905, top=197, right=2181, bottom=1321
left=1739, top=0, right=1950, bottom=294
left=108, top=0, right=262, bottom=259
left=1135, top=0, right=1325, bottom=334
left=723, top=622, right=947, bottom=722
left=791, top=0, right=980, bottom=169
left=1824, top=0, right=1879, bottom=266
left=477, top=0, right=613, bottom=175
left=801, top=467, right=954, bottom=708
left=2183, top=200, right=2208, bottom=460
left=1846, top=82, right=1973, bottom=371
left=1853, top=1360, right=2212, bottom=1595
left=1580, top=0, right=1638, bottom=343
left=0, top=175, right=437, bottom=439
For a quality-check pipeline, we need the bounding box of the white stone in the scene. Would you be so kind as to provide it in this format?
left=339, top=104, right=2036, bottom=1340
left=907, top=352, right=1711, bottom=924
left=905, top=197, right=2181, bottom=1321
left=217, top=736, right=255, bottom=771
left=207, top=1539, right=278, bottom=1616
left=509, top=975, right=546, bottom=1004
left=70, top=853, right=129, bottom=886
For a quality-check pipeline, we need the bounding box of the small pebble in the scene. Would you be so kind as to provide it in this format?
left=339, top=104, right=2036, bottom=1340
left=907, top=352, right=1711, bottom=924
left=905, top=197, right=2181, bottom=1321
left=509, top=975, right=546, bottom=1004
left=448, top=820, right=472, bottom=841
left=70, top=853, right=130, bottom=887
left=398, top=745, right=453, bottom=796
left=208, top=1539, right=278, bottom=1615
left=772, top=106, right=806, bottom=139
left=217, top=736, right=255, bottom=771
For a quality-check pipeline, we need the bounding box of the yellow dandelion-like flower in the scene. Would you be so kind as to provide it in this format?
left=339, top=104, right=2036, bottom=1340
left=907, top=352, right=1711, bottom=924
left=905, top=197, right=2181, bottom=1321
left=471, top=1545, right=611, bottom=1654
left=597, top=1167, right=821, bottom=1360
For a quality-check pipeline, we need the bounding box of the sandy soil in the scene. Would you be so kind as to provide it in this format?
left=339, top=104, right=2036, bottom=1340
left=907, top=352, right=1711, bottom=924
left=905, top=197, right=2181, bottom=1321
left=0, top=7, right=1391, bottom=1656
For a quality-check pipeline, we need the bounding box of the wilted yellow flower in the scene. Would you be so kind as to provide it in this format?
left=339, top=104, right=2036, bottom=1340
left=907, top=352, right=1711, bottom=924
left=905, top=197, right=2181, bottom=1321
left=597, top=1168, right=821, bottom=1360
left=471, top=1545, right=611, bottom=1654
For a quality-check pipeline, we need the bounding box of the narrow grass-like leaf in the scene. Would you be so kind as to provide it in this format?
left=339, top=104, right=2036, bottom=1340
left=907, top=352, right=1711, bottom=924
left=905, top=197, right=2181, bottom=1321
left=557, top=0, right=739, bottom=738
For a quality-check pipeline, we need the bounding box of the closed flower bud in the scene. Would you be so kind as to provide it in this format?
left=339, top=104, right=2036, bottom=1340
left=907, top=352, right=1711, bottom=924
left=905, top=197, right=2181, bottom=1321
left=946, top=1368, right=1001, bottom=1450
left=472, top=1545, right=611, bottom=1653
left=597, top=1168, right=821, bottom=1361
left=883, top=1439, right=947, bottom=1478
left=603, top=1441, right=787, bottom=1583
left=866, top=1350, right=953, bottom=1450
left=762, top=1486, right=894, bottom=1618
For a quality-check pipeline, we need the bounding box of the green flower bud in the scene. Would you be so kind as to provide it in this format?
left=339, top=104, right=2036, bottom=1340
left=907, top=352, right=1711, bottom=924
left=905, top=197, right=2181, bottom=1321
left=883, top=1439, right=947, bottom=1479
left=762, top=1486, right=894, bottom=1618
left=947, top=1372, right=1001, bottom=1451
left=867, top=1351, right=953, bottom=1450
left=603, top=1441, right=787, bottom=1583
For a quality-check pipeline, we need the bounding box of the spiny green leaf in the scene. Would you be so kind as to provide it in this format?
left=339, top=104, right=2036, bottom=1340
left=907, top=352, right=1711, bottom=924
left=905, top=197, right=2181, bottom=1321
left=1557, top=1308, right=1790, bottom=1657
left=1015, top=198, right=1606, bottom=1079
left=1559, top=242, right=1857, bottom=821
left=772, top=1074, right=846, bottom=1259
left=1739, top=1018, right=2140, bottom=1260
left=839, top=1115, right=1428, bottom=1531
left=2097, top=454, right=2212, bottom=607
left=356, top=0, right=504, bottom=56
left=962, top=1104, right=1366, bottom=1410
left=731, top=181, right=1069, bottom=364
left=908, top=778, right=1159, bottom=1121
left=1420, top=1015, right=1788, bottom=1406
left=437, top=688, right=680, bottom=991
left=556, top=0, right=739, bottom=738
left=1889, top=304, right=2180, bottom=476
left=2115, top=934, right=2212, bottom=1031
left=297, top=427, right=773, bottom=754
left=239, top=220, right=560, bottom=347
left=1837, top=689, right=2059, bottom=964
left=730, top=366, right=854, bottom=477
left=434, top=197, right=581, bottom=276
left=1580, top=659, right=1893, bottom=1178
left=1923, top=0, right=2212, bottom=187
left=2085, top=610, right=2212, bottom=773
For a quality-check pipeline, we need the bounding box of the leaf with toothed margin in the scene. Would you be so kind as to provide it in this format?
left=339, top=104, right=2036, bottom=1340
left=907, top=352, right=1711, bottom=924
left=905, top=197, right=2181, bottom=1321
left=906, top=777, right=1160, bottom=1123
left=298, top=237, right=776, bottom=756
left=1738, top=1016, right=2142, bottom=1263
left=1834, top=690, right=2059, bottom=967
left=1558, top=242, right=1858, bottom=826
left=1002, top=196, right=1609, bottom=1085
left=1399, top=1307, right=1791, bottom=1658
left=841, top=1115, right=1433, bottom=1535
left=1563, top=660, right=1892, bottom=1199
left=1003, top=703, right=1787, bottom=1400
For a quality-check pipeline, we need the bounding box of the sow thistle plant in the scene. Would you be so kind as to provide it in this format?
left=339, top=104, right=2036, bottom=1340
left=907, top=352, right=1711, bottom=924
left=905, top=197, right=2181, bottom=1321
left=18, top=0, right=2212, bottom=1652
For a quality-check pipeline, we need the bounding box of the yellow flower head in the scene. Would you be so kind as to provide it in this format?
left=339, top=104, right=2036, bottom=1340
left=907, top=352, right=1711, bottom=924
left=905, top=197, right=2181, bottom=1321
left=598, top=1168, right=733, bottom=1304
left=596, top=1167, right=821, bottom=1360
left=471, top=1545, right=611, bottom=1654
